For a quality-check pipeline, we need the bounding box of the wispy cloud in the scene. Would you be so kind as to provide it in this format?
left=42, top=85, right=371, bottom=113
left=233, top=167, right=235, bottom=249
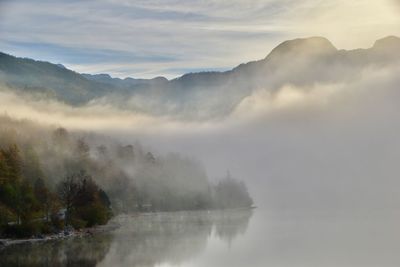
left=0, top=0, right=399, bottom=78
left=2, top=40, right=178, bottom=64
left=1, top=61, right=400, bottom=207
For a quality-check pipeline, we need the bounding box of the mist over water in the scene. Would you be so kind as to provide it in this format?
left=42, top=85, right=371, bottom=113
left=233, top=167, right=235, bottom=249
left=108, top=64, right=400, bottom=215
left=0, top=210, right=254, bottom=267
left=2, top=43, right=400, bottom=213
left=3, top=209, right=400, bottom=267
left=1, top=28, right=400, bottom=267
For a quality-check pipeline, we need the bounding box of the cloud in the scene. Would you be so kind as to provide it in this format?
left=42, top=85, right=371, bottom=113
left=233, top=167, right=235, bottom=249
left=1, top=0, right=399, bottom=78
left=1, top=1, right=400, bottom=213
left=1, top=55, right=400, bottom=214
left=2, top=41, right=178, bottom=65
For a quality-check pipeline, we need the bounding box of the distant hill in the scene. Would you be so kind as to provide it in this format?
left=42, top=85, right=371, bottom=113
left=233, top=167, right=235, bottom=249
left=0, top=52, right=114, bottom=104
left=81, top=73, right=168, bottom=90
left=1, top=36, right=399, bottom=118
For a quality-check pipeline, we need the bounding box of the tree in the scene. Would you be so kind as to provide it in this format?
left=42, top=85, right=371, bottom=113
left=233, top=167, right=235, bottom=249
left=22, top=146, right=44, bottom=183
left=96, top=145, right=108, bottom=158
left=117, top=145, right=134, bottom=159
left=1, top=144, right=22, bottom=184
left=214, top=172, right=253, bottom=209
left=53, top=127, right=69, bottom=147
left=57, top=171, right=112, bottom=228
left=57, top=174, right=79, bottom=225
left=34, top=178, right=53, bottom=221
left=74, top=172, right=112, bottom=227
left=17, top=180, right=37, bottom=224
left=76, top=139, right=90, bottom=159
left=0, top=144, right=36, bottom=224
left=0, top=152, right=8, bottom=185
left=0, top=203, right=13, bottom=228
left=146, top=152, right=156, bottom=163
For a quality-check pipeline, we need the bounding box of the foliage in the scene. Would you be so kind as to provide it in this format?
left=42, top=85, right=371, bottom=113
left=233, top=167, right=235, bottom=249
left=57, top=171, right=112, bottom=228
left=0, top=142, right=112, bottom=237
left=0, top=117, right=253, bottom=238
left=213, top=173, right=254, bottom=209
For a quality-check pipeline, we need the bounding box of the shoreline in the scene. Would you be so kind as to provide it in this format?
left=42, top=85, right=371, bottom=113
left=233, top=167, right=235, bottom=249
left=0, top=207, right=254, bottom=249
left=0, top=222, right=120, bottom=250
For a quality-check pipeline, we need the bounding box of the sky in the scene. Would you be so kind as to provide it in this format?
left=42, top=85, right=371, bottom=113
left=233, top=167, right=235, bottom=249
left=0, top=0, right=400, bottom=213
left=2, top=4, right=400, bottom=265
left=0, top=0, right=400, bottom=79
left=1, top=54, right=400, bottom=209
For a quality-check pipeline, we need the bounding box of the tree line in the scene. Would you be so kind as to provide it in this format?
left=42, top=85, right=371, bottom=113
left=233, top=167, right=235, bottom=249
left=0, top=143, right=111, bottom=238
left=0, top=116, right=253, bottom=238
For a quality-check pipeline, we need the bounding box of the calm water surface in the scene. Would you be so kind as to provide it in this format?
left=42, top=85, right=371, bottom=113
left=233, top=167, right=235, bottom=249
left=1, top=209, right=400, bottom=267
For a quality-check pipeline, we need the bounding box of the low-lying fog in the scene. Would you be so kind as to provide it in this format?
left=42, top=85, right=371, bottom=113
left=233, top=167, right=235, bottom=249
left=2, top=37, right=400, bottom=266
left=2, top=62, right=400, bottom=215
left=1, top=38, right=400, bottom=216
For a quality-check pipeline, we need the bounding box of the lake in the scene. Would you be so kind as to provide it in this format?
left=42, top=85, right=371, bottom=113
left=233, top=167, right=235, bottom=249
left=1, top=209, right=400, bottom=267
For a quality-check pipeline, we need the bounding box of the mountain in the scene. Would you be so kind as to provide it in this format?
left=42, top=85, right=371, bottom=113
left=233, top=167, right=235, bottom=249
left=82, top=73, right=168, bottom=89
left=0, top=36, right=399, bottom=118
left=0, top=52, right=113, bottom=104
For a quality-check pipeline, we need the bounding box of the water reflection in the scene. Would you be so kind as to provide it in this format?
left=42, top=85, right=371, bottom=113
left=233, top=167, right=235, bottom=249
left=99, top=210, right=253, bottom=267
left=213, top=210, right=253, bottom=245
left=0, top=210, right=253, bottom=267
left=0, top=233, right=113, bottom=267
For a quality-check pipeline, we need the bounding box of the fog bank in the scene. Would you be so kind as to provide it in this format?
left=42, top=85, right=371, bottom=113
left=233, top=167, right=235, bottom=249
left=1, top=40, right=400, bottom=214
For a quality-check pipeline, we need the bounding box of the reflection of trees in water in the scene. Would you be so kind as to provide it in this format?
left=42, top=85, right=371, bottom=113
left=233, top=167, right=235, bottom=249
left=0, top=210, right=253, bottom=267
left=100, top=210, right=253, bottom=267
left=213, top=209, right=253, bottom=245
left=0, top=233, right=113, bottom=267
left=101, top=211, right=214, bottom=267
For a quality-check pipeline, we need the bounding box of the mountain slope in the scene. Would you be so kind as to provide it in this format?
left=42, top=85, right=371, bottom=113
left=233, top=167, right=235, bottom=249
left=0, top=52, right=114, bottom=104
left=1, top=36, right=399, bottom=118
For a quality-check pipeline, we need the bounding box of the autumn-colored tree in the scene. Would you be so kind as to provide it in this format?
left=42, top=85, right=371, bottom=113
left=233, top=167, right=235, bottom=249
left=57, top=171, right=111, bottom=228
left=34, top=177, right=56, bottom=222
left=1, top=144, right=22, bottom=184
left=57, top=174, right=80, bottom=226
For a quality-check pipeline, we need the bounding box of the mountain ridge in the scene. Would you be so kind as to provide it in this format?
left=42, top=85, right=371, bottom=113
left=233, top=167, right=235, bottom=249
left=3, top=36, right=398, bottom=82
left=0, top=36, right=399, bottom=118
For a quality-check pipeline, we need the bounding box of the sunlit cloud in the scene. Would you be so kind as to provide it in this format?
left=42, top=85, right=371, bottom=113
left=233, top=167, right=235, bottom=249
left=1, top=45, right=400, bottom=207
left=0, top=0, right=399, bottom=78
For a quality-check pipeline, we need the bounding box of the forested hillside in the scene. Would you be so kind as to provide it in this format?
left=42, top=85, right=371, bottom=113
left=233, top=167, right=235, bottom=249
left=0, top=115, right=253, bottom=238
left=1, top=36, right=400, bottom=120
